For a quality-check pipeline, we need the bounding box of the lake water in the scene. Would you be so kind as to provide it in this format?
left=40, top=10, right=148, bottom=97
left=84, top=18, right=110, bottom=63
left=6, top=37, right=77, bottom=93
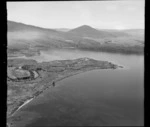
left=12, top=49, right=144, bottom=126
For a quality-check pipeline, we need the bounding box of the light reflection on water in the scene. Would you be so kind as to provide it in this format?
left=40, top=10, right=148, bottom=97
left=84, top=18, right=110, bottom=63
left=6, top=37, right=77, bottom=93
left=11, top=50, right=144, bottom=126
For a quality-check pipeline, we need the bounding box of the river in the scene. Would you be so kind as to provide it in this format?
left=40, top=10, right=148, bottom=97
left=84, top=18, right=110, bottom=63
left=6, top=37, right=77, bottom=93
left=10, top=49, right=144, bottom=126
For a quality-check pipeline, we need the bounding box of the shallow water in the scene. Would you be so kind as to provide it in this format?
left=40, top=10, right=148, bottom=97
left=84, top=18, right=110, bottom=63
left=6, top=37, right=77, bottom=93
left=12, top=49, right=144, bottom=126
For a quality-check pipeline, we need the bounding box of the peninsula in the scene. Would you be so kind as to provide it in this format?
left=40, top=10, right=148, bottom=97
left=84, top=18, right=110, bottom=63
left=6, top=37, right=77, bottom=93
left=7, top=57, right=122, bottom=126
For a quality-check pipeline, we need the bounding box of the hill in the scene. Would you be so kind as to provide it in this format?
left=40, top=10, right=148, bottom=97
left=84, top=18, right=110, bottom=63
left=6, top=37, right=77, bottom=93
left=122, top=29, right=144, bottom=40
left=67, top=25, right=130, bottom=38
left=7, top=21, right=144, bottom=55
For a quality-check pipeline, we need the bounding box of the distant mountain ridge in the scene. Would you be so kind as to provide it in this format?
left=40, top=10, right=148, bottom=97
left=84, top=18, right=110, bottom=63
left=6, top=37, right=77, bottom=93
left=55, top=28, right=70, bottom=32
left=8, top=21, right=59, bottom=32
left=122, top=29, right=144, bottom=38
left=67, top=25, right=131, bottom=38
left=7, top=20, right=144, bottom=55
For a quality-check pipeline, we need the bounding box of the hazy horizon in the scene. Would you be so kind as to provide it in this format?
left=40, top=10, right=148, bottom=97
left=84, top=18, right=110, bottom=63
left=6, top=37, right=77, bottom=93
left=8, top=20, right=145, bottom=30
left=7, top=1, right=144, bottom=30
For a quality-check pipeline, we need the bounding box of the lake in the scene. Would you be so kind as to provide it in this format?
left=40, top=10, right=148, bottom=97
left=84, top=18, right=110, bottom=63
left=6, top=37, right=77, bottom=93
left=12, top=49, right=144, bottom=126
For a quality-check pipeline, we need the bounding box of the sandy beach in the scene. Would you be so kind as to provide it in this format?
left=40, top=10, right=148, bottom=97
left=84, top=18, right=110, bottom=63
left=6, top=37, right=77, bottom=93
left=13, top=98, right=34, bottom=115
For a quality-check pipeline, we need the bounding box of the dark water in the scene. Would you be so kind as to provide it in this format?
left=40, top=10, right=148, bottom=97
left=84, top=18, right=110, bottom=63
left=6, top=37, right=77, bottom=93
left=13, top=50, right=144, bottom=126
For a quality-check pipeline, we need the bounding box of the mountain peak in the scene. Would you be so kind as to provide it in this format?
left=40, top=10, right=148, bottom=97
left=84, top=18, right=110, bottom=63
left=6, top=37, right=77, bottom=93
left=79, top=25, right=93, bottom=28
left=67, top=24, right=129, bottom=38
left=74, top=25, right=94, bottom=30
left=68, top=25, right=96, bottom=33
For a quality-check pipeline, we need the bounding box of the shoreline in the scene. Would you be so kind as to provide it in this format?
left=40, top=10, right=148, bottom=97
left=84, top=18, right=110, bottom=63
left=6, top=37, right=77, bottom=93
left=9, top=66, right=122, bottom=118
left=13, top=98, right=34, bottom=115
left=10, top=69, right=96, bottom=116
left=7, top=57, right=124, bottom=127
left=7, top=98, right=33, bottom=127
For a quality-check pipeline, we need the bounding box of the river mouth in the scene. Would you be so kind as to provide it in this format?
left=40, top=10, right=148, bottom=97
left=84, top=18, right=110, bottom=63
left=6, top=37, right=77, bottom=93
left=8, top=50, right=144, bottom=126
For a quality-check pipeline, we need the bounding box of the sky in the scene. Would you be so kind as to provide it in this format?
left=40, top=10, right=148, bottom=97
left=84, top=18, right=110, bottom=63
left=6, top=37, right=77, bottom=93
left=7, top=0, right=145, bottom=29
